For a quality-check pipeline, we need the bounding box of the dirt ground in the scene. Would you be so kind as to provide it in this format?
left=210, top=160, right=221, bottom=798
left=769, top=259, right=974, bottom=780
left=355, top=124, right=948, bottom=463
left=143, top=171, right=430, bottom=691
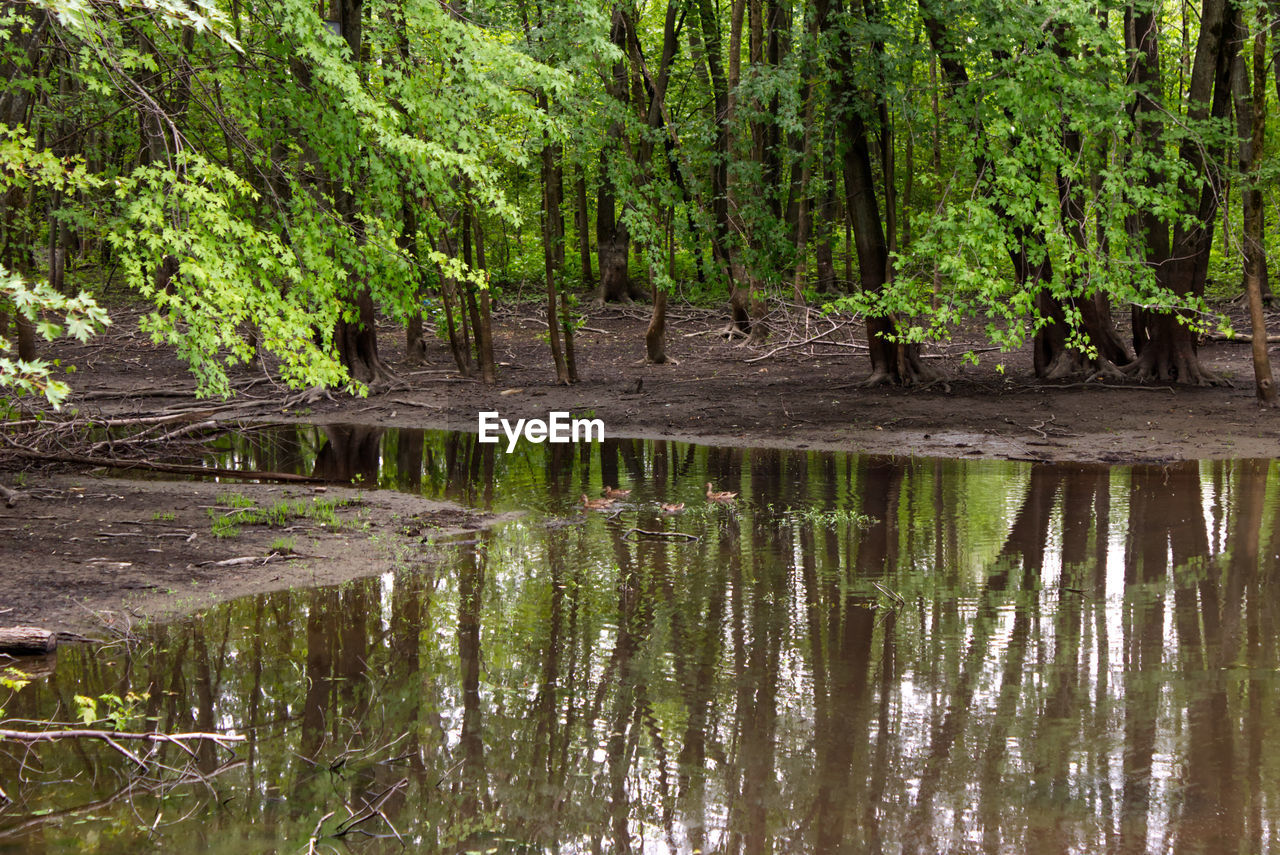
left=289, top=299, right=1273, bottom=462
left=0, top=475, right=503, bottom=637
left=3, top=297, right=1279, bottom=636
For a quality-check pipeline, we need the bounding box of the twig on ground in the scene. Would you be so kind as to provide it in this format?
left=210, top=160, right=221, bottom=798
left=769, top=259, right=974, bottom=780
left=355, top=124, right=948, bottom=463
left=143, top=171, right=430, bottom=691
left=743, top=319, right=856, bottom=363
left=197, top=553, right=302, bottom=567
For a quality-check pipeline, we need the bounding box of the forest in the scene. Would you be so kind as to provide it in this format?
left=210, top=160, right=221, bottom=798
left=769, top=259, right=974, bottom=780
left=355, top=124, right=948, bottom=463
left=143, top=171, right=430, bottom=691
left=8, top=0, right=1280, bottom=848
left=2, top=0, right=1279, bottom=408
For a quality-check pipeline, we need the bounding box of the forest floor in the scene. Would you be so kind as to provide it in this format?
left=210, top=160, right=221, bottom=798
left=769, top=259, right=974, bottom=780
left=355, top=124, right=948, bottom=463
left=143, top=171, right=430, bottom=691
left=3, top=295, right=1279, bottom=636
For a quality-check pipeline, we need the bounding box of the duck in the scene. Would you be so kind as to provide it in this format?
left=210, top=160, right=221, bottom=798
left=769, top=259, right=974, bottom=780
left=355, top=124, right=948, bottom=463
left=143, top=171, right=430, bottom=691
left=660, top=502, right=685, bottom=514
left=603, top=486, right=631, bottom=498
left=705, top=483, right=738, bottom=503
left=581, top=494, right=617, bottom=510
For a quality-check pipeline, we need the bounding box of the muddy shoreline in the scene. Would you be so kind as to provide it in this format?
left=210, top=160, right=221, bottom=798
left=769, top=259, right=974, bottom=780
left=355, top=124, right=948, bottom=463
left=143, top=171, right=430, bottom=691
left=61, top=302, right=1280, bottom=465
left=0, top=475, right=505, bottom=636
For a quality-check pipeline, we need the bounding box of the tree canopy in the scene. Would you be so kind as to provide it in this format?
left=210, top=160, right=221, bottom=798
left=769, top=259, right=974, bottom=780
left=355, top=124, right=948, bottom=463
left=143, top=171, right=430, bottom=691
left=1, top=0, right=1276, bottom=404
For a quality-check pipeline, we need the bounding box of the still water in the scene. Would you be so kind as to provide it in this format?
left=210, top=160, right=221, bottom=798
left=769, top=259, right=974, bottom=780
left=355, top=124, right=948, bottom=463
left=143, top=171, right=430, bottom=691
left=2, top=426, right=1279, bottom=854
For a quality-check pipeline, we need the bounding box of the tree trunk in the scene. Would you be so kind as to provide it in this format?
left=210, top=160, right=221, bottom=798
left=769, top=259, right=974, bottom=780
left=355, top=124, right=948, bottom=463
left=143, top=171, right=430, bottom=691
left=792, top=62, right=816, bottom=306
left=1128, top=0, right=1237, bottom=384
left=597, top=5, right=633, bottom=304
left=401, top=195, right=428, bottom=365
left=436, top=229, right=472, bottom=376
left=333, top=287, right=392, bottom=386
left=1244, top=7, right=1276, bottom=404
left=542, top=138, right=571, bottom=384
left=15, top=311, right=35, bottom=362
left=405, top=299, right=426, bottom=365
left=821, top=0, right=931, bottom=385
left=575, top=169, right=593, bottom=288
left=646, top=286, right=668, bottom=364
left=693, top=0, right=737, bottom=304
left=1033, top=24, right=1131, bottom=379
left=329, top=0, right=393, bottom=388
left=814, top=164, right=838, bottom=292
left=1237, top=14, right=1271, bottom=308
left=460, top=207, right=486, bottom=374
left=724, top=0, right=755, bottom=339
left=472, top=214, right=497, bottom=385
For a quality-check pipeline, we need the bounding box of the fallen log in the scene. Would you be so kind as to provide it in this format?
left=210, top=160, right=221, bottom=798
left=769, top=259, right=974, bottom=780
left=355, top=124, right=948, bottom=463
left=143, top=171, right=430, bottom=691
left=1205, top=332, right=1280, bottom=343
left=0, top=435, right=323, bottom=484
left=0, top=627, right=57, bottom=655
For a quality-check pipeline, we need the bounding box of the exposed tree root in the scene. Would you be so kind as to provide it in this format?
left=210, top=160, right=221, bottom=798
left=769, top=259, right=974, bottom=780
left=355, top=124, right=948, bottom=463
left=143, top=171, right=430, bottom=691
left=283, top=386, right=336, bottom=408
left=861, top=363, right=942, bottom=388
left=1121, top=349, right=1224, bottom=386
left=1039, top=351, right=1130, bottom=382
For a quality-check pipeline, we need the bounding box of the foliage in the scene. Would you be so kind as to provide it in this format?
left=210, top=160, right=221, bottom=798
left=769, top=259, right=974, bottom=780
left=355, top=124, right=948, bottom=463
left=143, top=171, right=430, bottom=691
left=0, top=266, right=108, bottom=407
left=0, top=0, right=1273, bottom=394
left=209, top=496, right=350, bottom=538
left=827, top=0, right=1232, bottom=357
left=0, top=667, right=30, bottom=719
left=72, top=691, right=150, bottom=729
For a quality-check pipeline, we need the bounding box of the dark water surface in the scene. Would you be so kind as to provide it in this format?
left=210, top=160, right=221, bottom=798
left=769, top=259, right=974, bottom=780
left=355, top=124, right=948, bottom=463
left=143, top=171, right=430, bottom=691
left=3, top=426, right=1279, bottom=853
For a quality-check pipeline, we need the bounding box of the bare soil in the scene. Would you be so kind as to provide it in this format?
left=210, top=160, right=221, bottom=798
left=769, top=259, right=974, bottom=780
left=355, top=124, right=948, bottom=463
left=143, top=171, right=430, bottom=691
left=0, top=476, right=503, bottom=636
left=306, top=299, right=1274, bottom=463
left=3, top=297, right=1279, bottom=635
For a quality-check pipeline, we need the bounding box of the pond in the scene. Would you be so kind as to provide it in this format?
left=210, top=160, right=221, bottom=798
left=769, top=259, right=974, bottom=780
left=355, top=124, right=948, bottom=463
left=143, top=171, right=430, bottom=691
left=1, top=427, right=1278, bottom=853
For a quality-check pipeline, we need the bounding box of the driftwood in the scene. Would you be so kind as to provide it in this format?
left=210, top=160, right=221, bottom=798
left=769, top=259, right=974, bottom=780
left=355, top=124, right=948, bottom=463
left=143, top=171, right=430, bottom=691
left=0, top=627, right=56, bottom=654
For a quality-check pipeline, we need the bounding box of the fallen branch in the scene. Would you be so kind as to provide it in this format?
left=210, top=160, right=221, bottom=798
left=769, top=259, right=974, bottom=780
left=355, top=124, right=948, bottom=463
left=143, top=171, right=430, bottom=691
left=0, top=727, right=244, bottom=767
left=871, top=581, right=905, bottom=607
left=0, top=758, right=244, bottom=836
left=79, top=388, right=196, bottom=400
left=197, top=553, right=302, bottom=567
left=86, top=419, right=221, bottom=456
left=743, top=320, right=855, bottom=363
left=333, top=777, right=410, bottom=839
left=383, top=397, right=443, bottom=410
left=95, top=531, right=195, bottom=539
left=622, top=528, right=700, bottom=541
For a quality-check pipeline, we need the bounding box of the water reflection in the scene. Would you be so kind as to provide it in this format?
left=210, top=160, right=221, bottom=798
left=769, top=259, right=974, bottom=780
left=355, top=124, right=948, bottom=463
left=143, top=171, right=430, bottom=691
left=3, top=431, right=1280, bottom=854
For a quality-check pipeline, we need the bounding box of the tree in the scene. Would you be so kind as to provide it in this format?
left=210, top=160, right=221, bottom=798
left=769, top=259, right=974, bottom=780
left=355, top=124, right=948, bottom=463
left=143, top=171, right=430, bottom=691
left=1127, top=0, right=1238, bottom=383
left=1, top=0, right=564, bottom=400
left=820, top=0, right=934, bottom=384
left=1237, top=5, right=1276, bottom=404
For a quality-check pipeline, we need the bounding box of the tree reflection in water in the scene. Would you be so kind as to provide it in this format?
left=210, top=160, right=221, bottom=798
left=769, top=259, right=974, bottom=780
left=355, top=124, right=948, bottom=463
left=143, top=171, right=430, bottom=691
left=3, top=431, right=1280, bottom=854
